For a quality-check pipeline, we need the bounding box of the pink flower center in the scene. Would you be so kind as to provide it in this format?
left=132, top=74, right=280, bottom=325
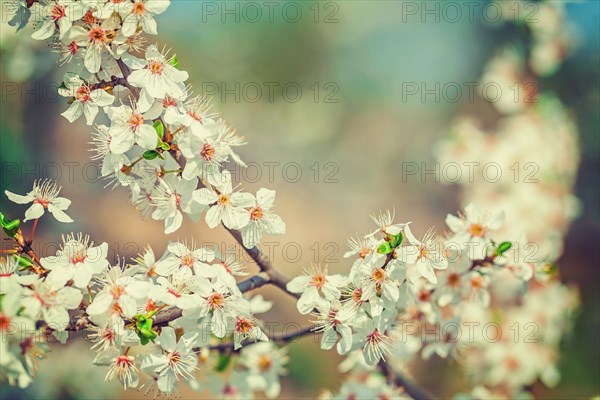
left=310, top=273, right=326, bottom=289
left=132, top=1, right=146, bottom=15
left=174, top=192, right=182, bottom=207
left=88, top=26, right=106, bottom=44
left=75, top=85, right=91, bottom=102
left=167, top=288, right=181, bottom=298
left=371, top=267, right=386, bottom=285
left=82, top=10, right=98, bottom=25
left=468, top=223, right=486, bottom=238
left=116, top=355, right=134, bottom=368
left=258, top=355, right=272, bottom=372
left=102, top=327, right=116, bottom=343
left=447, top=273, right=461, bottom=288
left=249, top=206, right=263, bottom=221
left=148, top=60, right=164, bottom=75
left=417, top=289, right=431, bottom=302
left=128, top=113, right=144, bottom=129
left=217, top=194, right=229, bottom=205
left=351, top=288, right=364, bottom=304
left=68, top=41, right=79, bottom=55
left=201, top=143, right=215, bottom=161
left=0, top=313, right=11, bottom=331
left=235, top=317, right=253, bottom=334
left=163, top=96, right=177, bottom=108
left=71, top=253, right=87, bottom=264
left=111, top=285, right=125, bottom=299
left=181, top=254, right=195, bottom=268
left=366, top=329, right=384, bottom=346
left=358, top=247, right=372, bottom=259
left=188, top=110, right=202, bottom=122
left=470, top=274, right=485, bottom=289
left=51, top=5, right=66, bottom=20
left=207, top=292, right=224, bottom=310
left=33, top=198, right=50, bottom=208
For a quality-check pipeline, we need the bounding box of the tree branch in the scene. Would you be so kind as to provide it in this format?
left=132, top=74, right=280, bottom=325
left=378, top=360, right=433, bottom=400
left=207, top=325, right=314, bottom=353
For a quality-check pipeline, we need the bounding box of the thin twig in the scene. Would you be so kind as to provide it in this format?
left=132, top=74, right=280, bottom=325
left=378, top=360, right=433, bottom=400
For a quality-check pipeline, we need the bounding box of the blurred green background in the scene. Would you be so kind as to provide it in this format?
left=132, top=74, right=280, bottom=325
left=0, top=1, right=598, bottom=399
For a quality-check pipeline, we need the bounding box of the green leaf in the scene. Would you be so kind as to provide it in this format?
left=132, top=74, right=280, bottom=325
left=496, top=241, right=512, bottom=256
left=153, top=120, right=165, bottom=138
left=142, top=150, right=159, bottom=160
left=14, top=255, right=33, bottom=269
left=160, top=142, right=171, bottom=151
left=134, top=314, right=157, bottom=345
left=0, top=211, right=20, bottom=238
left=169, top=54, right=179, bottom=70
left=389, top=232, right=403, bottom=248
left=215, top=353, right=231, bottom=372
left=377, top=242, right=393, bottom=255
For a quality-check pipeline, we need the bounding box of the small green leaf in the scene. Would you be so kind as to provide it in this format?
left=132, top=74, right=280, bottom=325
left=0, top=211, right=20, bottom=238
left=160, top=142, right=171, bottom=151
left=134, top=314, right=158, bottom=345
left=496, top=241, right=512, bottom=256
left=215, top=353, right=231, bottom=372
left=377, top=242, right=393, bottom=255
left=389, top=232, right=403, bottom=248
left=143, top=150, right=159, bottom=160
left=153, top=119, right=165, bottom=138
left=15, top=255, right=33, bottom=269
left=169, top=54, right=179, bottom=70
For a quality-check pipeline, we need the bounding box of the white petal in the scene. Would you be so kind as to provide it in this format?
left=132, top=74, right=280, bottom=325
left=141, top=14, right=158, bottom=35
left=5, top=191, right=33, bottom=204
left=135, top=124, right=158, bottom=149
left=61, top=102, right=83, bottom=123
left=204, top=206, right=222, bottom=229
left=48, top=204, right=73, bottom=223
left=24, top=203, right=44, bottom=222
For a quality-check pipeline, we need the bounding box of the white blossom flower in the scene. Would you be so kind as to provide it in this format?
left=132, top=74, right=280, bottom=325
left=352, top=317, right=394, bottom=366
left=153, top=275, right=205, bottom=310
left=140, top=327, right=199, bottom=393
left=345, top=235, right=385, bottom=276
left=106, top=103, right=158, bottom=154
left=88, top=317, right=138, bottom=352
left=21, top=277, right=82, bottom=331
left=213, top=254, right=247, bottom=295
left=367, top=209, right=407, bottom=237
left=127, top=44, right=188, bottom=100
left=87, top=265, right=150, bottom=319
left=395, top=225, right=447, bottom=284
left=164, top=95, right=216, bottom=132
left=103, top=351, right=140, bottom=390
left=463, top=271, right=491, bottom=307
left=66, top=19, right=117, bottom=74
left=231, top=315, right=268, bottom=350
left=154, top=240, right=216, bottom=278
left=151, top=177, right=205, bottom=234
left=31, top=0, right=85, bottom=40
left=89, top=125, right=131, bottom=186
left=445, top=203, right=505, bottom=260
left=189, top=282, right=251, bottom=338
left=5, top=179, right=73, bottom=223
left=41, top=233, right=109, bottom=289
left=59, top=74, right=114, bottom=125
left=194, top=170, right=254, bottom=230
left=312, top=300, right=353, bottom=354
left=286, top=264, right=348, bottom=315
left=240, top=342, right=288, bottom=399
left=120, top=0, right=171, bottom=37
left=356, top=261, right=400, bottom=306
left=240, top=188, right=285, bottom=249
